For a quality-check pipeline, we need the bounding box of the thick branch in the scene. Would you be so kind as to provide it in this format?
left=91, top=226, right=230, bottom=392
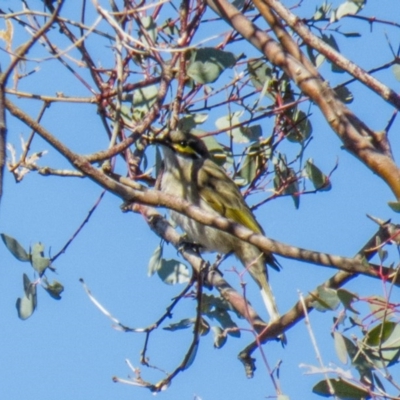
left=261, top=0, right=400, bottom=111
left=5, top=98, right=399, bottom=283
left=206, top=0, right=400, bottom=199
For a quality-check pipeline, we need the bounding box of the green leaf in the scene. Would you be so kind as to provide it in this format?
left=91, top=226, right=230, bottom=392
left=392, top=64, right=400, bottom=82
left=313, top=378, right=370, bottom=399
left=148, top=244, right=163, bottom=277
left=365, top=321, right=396, bottom=347
left=313, top=3, right=331, bottom=20
left=212, top=326, right=227, bottom=349
left=198, top=317, right=210, bottom=336
left=16, top=274, right=37, bottom=320
left=30, top=243, right=51, bottom=275
left=236, top=142, right=267, bottom=186
left=163, top=318, right=195, bottom=331
left=305, top=159, right=332, bottom=191
left=160, top=18, right=179, bottom=36
left=207, top=308, right=240, bottom=338
left=184, top=341, right=199, bottom=370
left=16, top=295, right=36, bottom=320
left=321, top=34, right=344, bottom=73
left=273, top=154, right=300, bottom=208
left=157, top=259, right=190, bottom=284
left=177, top=114, right=208, bottom=131
left=363, top=321, right=400, bottom=368
left=335, top=0, right=365, bottom=21
left=285, top=109, right=312, bottom=143
left=187, top=61, right=220, bottom=84
left=140, top=16, right=157, bottom=44
left=42, top=278, right=64, bottom=300
left=1, top=233, right=30, bottom=261
left=372, top=373, right=385, bottom=393
left=388, top=201, right=400, bottom=212
left=237, top=125, right=262, bottom=143
left=310, top=286, right=340, bottom=312
left=216, top=111, right=253, bottom=143
left=337, top=289, right=359, bottom=313
left=368, top=296, right=390, bottom=320
left=378, top=246, right=388, bottom=263
left=187, top=48, right=236, bottom=84
left=201, top=293, right=235, bottom=314
left=132, top=84, right=159, bottom=113
left=333, top=331, right=348, bottom=364
left=342, top=32, right=361, bottom=38
left=198, top=133, right=231, bottom=167
left=334, top=86, right=354, bottom=103
left=247, top=58, right=274, bottom=90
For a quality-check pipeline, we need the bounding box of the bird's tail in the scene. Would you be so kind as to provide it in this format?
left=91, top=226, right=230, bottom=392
left=242, top=251, right=286, bottom=344
left=259, top=278, right=287, bottom=345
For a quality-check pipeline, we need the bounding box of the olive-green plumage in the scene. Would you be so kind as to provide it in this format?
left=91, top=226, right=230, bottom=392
left=158, top=130, right=282, bottom=338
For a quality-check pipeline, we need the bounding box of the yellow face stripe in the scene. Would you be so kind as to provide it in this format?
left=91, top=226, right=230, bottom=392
left=172, top=143, right=198, bottom=156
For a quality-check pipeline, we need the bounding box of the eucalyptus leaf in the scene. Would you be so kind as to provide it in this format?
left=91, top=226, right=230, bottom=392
left=184, top=341, right=199, bottom=370
left=321, top=34, right=344, bottom=73
left=1, top=233, right=30, bottom=262
left=163, top=318, right=195, bottom=331
left=313, top=377, right=370, bottom=398
left=207, top=308, right=240, bottom=338
left=187, top=61, right=220, bottom=84
left=212, top=326, right=227, bottom=349
left=368, top=296, right=390, bottom=320
left=187, top=48, right=236, bottom=84
left=365, top=321, right=397, bottom=347
left=335, top=0, right=365, bottom=20
left=30, top=243, right=51, bottom=275
left=178, top=115, right=202, bottom=131
left=334, top=86, right=354, bottom=103
left=337, top=289, right=359, bottom=313
left=247, top=58, right=273, bottom=90
left=42, top=279, right=64, bottom=300
left=16, top=274, right=37, bottom=320
left=237, top=142, right=267, bottom=187
left=363, top=321, right=400, bottom=368
left=160, top=18, right=179, bottom=36
left=215, top=111, right=243, bottom=141
left=310, top=286, right=340, bottom=312
left=333, top=331, right=348, bottom=364
left=285, top=109, right=312, bottom=143
left=392, top=64, right=400, bottom=82
left=140, top=16, right=157, bottom=44
left=16, top=294, right=36, bottom=320
left=305, top=159, right=331, bottom=191
left=388, top=201, right=400, bottom=212
left=199, top=317, right=210, bottom=336
left=157, top=259, right=190, bottom=284
left=132, top=85, right=159, bottom=112
left=148, top=244, right=163, bottom=277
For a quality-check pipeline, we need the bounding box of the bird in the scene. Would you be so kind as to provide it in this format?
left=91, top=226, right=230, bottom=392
left=156, top=129, right=283, bottom=339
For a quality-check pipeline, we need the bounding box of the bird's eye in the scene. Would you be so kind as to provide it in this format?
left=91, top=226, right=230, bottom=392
left=179, top=141, right=187, bottom=147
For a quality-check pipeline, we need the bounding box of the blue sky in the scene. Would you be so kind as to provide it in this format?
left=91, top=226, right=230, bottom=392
left=0, top=0, right=400, bottom=399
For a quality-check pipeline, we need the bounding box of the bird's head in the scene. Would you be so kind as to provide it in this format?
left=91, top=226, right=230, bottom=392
left=154, top=130, right=210, bottom=160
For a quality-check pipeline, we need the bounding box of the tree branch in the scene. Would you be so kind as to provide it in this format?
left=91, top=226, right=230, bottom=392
left=206, top=0, right=400, bottom=200
left=259, top=0, right=400, bottom=111
left=5, top=97, right=399, bottom=294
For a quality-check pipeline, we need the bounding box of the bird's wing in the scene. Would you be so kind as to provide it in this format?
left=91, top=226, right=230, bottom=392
left=198, top=159, right=281, bottom=271
left=197, top=159, right=263, bottom=234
